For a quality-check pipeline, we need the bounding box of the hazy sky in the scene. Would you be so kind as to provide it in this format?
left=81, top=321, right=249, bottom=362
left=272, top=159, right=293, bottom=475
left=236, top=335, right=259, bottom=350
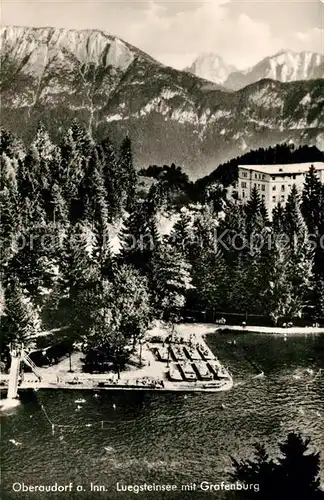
left=2, top=0, right=323, bottom=69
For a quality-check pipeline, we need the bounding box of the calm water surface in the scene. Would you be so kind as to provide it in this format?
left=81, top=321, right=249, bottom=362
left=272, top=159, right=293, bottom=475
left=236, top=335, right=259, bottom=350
left=1, top=331, right=324, bottom=500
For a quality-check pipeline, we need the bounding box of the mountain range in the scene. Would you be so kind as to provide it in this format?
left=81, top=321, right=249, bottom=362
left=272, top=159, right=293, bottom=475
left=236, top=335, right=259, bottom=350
left=186, top=51, right=324, bottom=90
left=1, top=26, right=323, bottom=178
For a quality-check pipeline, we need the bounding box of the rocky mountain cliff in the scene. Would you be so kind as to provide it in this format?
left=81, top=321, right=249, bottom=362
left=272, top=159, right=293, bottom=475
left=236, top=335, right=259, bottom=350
left=186, top=50, right=324, bottom=90
left=224, top=51, right=324, bottom=90
left=184, top=53, right=236, bottom=85
left=1, top=26, right=324, bottom=178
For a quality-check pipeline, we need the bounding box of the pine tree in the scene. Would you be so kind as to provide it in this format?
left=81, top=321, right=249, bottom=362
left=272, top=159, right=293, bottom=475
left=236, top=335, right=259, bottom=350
left=170, top=209, right=193, bottom=259
left=313, top=244, right=324, bottom=321
left=59, top=121, right=94, bottom=220
left=3, top=280, right=41, bottom=349
left=193, top=248, right=229, bottom=313
left=218, top=202, right=247, bottom=265
left=60, top=223, right=96, bottom=292
left=272, top=202, right=285, bottom=233
left=151, top=244, right=193, bottom=320
left=31, top=124, right=58, bottom=188
left=47, top=223, right=98, bottom=336
left=302, top=165, right=323, bottom=235
left=283, top=185, right=313, bottom=303
left=276, top=433, right=322, bottom=500
left=230, top=432, right=322, bottom=500
left=5, top=224, right=56, bottom=302
left=265, top=241, right=305, bottom=325
left=49, top=181, right=69, bottom=226
left=92, top=217, right=115, bottom=281
left=0, top=153, right=20, bottom=267
left=284, top=185, right=304, bottom=241
left=118, top=201, right=154, bottom=273
left=119, top=136, right=137, bottom=212
left=80, top=146, right=110, bottom=225
left=0, top=128, right=25, bottom=159
left=245, top=186, right=267, bottom=236
left=100, top=137, right=123, bottom=219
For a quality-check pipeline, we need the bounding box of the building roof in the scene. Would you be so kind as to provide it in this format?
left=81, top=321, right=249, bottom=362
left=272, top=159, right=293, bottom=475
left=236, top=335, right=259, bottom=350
left=239, top=162, right=324, bottom=175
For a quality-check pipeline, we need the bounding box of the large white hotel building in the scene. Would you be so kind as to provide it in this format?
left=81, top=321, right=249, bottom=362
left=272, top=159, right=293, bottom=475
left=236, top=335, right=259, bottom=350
left=229, top=162, right=324, bottom=218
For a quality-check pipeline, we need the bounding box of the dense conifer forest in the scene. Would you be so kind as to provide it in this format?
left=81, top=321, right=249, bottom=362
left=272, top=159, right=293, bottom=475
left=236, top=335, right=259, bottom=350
left=1, top=123, right=324, bottom=370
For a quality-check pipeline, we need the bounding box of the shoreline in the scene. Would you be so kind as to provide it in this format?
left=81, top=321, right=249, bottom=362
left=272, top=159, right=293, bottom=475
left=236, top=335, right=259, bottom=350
left=214, top=325, right=324, bottom=335
left=1, top=323, right=234, bottom=400
left=1, top=380, right=234, bottom=394
left=2, top=322, right=322, bottom=402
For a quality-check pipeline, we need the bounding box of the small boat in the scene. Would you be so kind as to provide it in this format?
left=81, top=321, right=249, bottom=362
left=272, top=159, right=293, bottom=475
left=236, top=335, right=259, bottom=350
left=74, top=399, right=86, bottom=404
left=253, top=372, right=264, bottom=379
left=104, top=446, right=114, bottom=452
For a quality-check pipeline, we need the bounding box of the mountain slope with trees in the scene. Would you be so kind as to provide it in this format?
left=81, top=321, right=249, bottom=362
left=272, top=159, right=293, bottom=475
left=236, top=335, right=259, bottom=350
left=1, top=124, right=323, bottom=371
left=1, top=26, right=324, bottom=178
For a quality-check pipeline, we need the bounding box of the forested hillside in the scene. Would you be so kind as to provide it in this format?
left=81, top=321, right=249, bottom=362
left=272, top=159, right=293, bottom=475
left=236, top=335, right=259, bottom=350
left=1, top=123, right=324, bottom=370
left=1, top=26, right=324, bottom=178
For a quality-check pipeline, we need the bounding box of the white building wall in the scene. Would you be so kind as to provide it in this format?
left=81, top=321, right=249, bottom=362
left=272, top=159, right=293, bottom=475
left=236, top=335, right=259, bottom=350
left=227, top=162, right=324, bottom=220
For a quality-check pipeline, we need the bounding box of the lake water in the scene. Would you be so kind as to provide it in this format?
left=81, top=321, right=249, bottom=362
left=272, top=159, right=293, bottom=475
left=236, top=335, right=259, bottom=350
left=1, top=331, right=324, bottom=500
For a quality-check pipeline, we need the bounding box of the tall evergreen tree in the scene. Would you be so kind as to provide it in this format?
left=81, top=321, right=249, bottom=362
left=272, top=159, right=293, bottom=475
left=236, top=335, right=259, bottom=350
left=151, top=244, right=193, bottom=320
left=59, top=121, right=94, bottom=221
left=118, top=201, right=155, bottom=273
left=245, top=186, right=267, bottom=237
left=264, top=240, right=306, bottom=325
left=230, top=432, right=323, bottom=500
left=170, top=209, right=193, bottom=259
left=119, top=136, right=137, bottom=212
left=272, top=202, right=285, bottom=233
left=3, top=280, right=41, bottom=350
left=192, top=248, right=229, bottom=314
left=0, top=153, right=20, bottom=267
left=100, top=137, right=123, bottom=219
left=302, top=165, right=323, bottom=235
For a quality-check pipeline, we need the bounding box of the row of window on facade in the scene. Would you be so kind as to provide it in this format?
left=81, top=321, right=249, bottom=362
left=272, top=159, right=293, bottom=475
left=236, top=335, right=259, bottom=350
left=241, top=191, right=285, bottom=203
left=241, top=172, right=266, bottom=180
left=241, top=181, right=266, bottom=191
left=241, top=171, right=297, bottom=181
left=241, top=182, right=292, bottom=192
left=241, top=191, right=266, bottom=200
